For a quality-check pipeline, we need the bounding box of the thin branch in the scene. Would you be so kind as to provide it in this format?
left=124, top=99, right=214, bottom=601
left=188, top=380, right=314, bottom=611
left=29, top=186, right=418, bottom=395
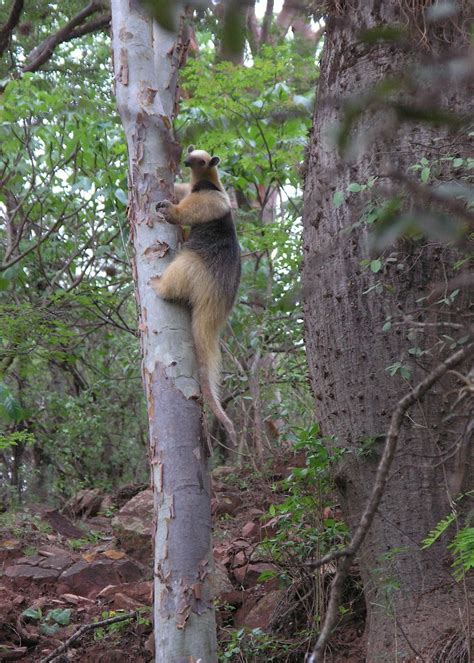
left=0, top=216, right=65, bottom=272
left=307, top=341, right=474, bottom=662
left=40, top=611, right=139, bottom=663
left=0, top=0, right=24, bottom=56
left=23, top=1, right=105, bottom=73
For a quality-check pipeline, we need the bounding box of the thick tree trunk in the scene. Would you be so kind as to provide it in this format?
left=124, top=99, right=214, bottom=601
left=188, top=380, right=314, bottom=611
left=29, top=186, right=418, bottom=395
left=302, top=3, right=472, bottom=661
left=110, top=2, right=217, bottom=661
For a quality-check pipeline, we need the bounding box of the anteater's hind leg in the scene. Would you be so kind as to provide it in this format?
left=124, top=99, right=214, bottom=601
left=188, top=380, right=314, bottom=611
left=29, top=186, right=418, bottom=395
left=151, top=250, right=196, bottom=302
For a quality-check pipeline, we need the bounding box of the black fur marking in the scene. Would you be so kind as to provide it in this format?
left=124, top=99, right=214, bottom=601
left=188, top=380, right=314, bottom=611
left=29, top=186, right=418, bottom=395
left=187, top=211, right=241, bottom=313
left=191, top=180, right=221, bottom=193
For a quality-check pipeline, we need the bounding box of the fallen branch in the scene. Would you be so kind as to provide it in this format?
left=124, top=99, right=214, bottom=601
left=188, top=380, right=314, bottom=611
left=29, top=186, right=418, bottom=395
left=39, top=611, right=138, bottom=663
left=307, top=340, right=474, bottom=662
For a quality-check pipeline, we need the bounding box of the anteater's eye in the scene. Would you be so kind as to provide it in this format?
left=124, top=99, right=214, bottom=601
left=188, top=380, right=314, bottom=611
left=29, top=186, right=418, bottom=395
left=199, top=159, right=205, bottom=166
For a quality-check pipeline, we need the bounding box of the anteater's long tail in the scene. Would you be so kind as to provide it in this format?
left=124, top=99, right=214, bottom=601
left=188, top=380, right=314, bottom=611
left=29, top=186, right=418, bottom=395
left=192, top=304, right=236, bottom=446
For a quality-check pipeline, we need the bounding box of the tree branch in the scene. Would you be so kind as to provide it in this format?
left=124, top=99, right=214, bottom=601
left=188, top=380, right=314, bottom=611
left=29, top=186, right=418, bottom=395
left=66, top=13, right=111, bottom=41
left=0, top=0, right=24, bottom=57
left=0, top=216, right=65, bottom=272
left=23, top=1, right=106, bottom=73
left=308, top=340, right=474, bottom=662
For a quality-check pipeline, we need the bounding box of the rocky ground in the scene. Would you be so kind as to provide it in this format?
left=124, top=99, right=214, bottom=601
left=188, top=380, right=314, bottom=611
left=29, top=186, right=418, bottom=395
left=0, top=460, right=365, bottom=662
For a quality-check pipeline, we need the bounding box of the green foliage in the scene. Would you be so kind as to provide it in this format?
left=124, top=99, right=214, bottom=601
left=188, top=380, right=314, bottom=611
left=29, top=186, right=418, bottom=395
left=422, top=508, right=474, bottom=581
left=176, top=39, right=317, bottom=442
left=421, top=513, right=455, bottom=548
left=219, top=627, right=292, bottom=662
left=93, top=610, right=143, bottom=641
left=449, top=527, right=474, bottom=581
left=261, top=426, right=348, bottom=565
left=0, top=384, right=26, bottom=424
left=0, top=69, right=147, bottom=499
left=21, top=605, right=71, bottom=636
left=0, top=431, right=34, bottom=451
left=385, top=361, right=412, bottom=380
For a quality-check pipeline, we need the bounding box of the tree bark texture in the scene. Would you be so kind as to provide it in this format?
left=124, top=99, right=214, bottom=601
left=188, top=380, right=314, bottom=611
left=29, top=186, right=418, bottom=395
left=110, top=2, right=217, bottom=661
left=302, top=3, right=472, bottom=661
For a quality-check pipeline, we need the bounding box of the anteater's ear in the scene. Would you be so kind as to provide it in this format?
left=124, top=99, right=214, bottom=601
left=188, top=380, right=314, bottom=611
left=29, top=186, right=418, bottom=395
left=209, top=156, right=220, bottom=167
left=187, top=145, right=195, bottom=154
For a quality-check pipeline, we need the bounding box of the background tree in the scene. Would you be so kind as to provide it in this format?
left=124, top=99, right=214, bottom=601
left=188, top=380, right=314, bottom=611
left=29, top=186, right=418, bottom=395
left=302, top=1, right=473, bottom=660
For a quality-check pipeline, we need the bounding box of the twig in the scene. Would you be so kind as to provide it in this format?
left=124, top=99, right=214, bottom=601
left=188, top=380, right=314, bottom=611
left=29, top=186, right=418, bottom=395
left=39, top=611, right=139, bottom=663
left=307, top=341, right=474, bottom=662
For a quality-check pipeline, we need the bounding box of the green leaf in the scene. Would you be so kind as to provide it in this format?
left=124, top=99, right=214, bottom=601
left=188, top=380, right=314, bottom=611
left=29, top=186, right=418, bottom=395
left=370, top=259, right=382, bottom=273
left=420, top=167, right=430, bottom=183
left=332, top=191, right=344, bottom=208
left=422, top=513, right=455, bottom=548
left=46, top=608, right=72, bottom=626
left=0, top=383, right=26, bottom=423
left=400, top=366, right=412, bottom=380
left=21, top=607, right=42, bottom=621
left=40, top=623, right=60, bottom=636
left=347, top=182, right=363, bottom=193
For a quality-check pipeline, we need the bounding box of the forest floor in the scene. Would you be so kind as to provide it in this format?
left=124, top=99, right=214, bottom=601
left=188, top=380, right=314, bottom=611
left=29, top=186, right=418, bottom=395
left=0, top=454, right=365, bottom=662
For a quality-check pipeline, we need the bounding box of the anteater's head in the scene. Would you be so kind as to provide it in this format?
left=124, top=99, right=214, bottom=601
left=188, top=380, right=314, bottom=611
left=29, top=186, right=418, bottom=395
left=184, top=145, right=220, bottom=176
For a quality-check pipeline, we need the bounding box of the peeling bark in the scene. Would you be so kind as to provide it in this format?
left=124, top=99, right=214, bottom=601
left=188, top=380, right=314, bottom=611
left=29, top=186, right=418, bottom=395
left=110, top=1, right=217, bottom=661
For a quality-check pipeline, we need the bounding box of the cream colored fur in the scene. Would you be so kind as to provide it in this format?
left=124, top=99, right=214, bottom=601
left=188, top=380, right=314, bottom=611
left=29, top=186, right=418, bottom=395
left=151, top=250, right=235, bottom=444
left=164, top=189, right=230, bottom=226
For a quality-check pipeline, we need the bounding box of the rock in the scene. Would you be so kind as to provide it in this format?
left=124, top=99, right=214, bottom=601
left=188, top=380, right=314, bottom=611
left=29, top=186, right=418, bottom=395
left=113, top=483, right=148, bottom=509
left=236, top=590, right=284, bottom=630
left=211, top=479, right=227, bottom=492
left=100, top=495, right=115, bottom=513
left=217, top=589, right=245, bottom=607
left=60, top=593, right=95, bottom=605
left=0, top=539, right=22, bottom=566
left=245, top=562, right=277, bottom=587
left=211, top=466, right=236, bottom=481
left=144, top=632, right=154, bottom=658
left=65, top=489, right=104, bottom=518
left=42, top=509, right=84, bottom=538
left=214, top=542, right=233, bottom=566
left=211, top=563, right=233, bottom=598
left=212, top=493, right=242, bottom=517
left=5, top=564, right=58, bottom=584
left=242, top=521, right=259, bottom=540
left=57, top=558, right=143, bottom=598
left=4, top=550, right=74, bottom=586
left=232, top=560, right=278, bottom=588
left=97, top=581, right=152, bottom=605
left=37, top=544, right=72, bottom=558
left=111, top=490, right=153, bottom=561
left=87, top=515, right=112, bottom=529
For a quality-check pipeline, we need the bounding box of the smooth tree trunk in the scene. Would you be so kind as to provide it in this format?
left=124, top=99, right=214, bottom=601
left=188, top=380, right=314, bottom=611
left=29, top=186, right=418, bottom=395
left=302, top=3, right=472, bottom=661
left=110, top=3, right=217, bottom=662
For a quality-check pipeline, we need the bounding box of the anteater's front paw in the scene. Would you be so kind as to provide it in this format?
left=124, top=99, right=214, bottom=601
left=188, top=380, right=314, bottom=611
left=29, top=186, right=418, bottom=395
left=156, top=200, right=172, bottom=210
left=156, top=200, right=175, bottom=223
